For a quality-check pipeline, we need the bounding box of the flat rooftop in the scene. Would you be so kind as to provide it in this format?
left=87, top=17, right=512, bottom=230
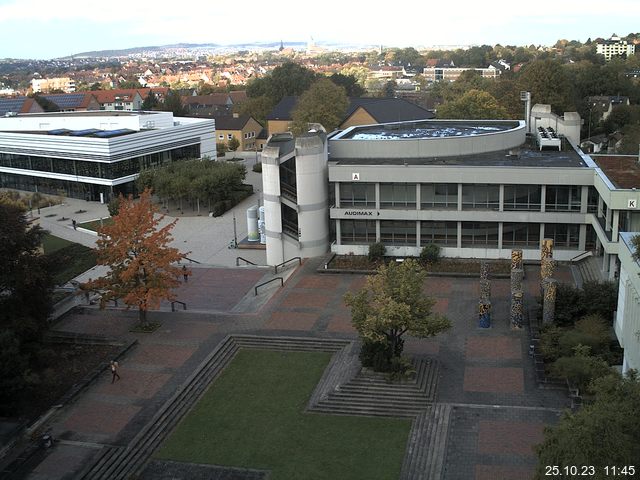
left=591, top=155, right=640, bottom=189
left=337, top=120, right=519, bottom=140
left=330, top=138, right=587, bottom=168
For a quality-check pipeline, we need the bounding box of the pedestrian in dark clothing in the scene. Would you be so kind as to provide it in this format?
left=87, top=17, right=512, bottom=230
left=72, top=219, right=77, bottom=230
left=110, top=360, right=120, bottom=383
left=182, top=265, right=189, bottom=282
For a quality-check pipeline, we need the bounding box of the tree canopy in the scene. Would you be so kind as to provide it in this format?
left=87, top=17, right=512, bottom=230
left=247, top=62, right=318, bottom=105
left=535, top=372, right=640, bottom=478
left=437, top=89, right=508, bottom=119
left=291, top=78, right=349, bottom=134
left=344, top=259, right=451, bottom=370
left=0, top=198, right=53, bottom=409
left=86, top=189, right=186, bottom=326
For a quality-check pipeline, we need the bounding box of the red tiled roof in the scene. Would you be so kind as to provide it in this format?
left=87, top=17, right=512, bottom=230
left=593, top=155, right=640, bottom=189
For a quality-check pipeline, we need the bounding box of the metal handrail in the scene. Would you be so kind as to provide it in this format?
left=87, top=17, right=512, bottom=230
left=570, top=251, right=592, bottom=263
left=236, top=256, right=258, bottom=266
left=274, top=256, right=301, bottom=274
left=255, top=277, right=283, bottom=295
left=171, top=300, right=187, bottom=312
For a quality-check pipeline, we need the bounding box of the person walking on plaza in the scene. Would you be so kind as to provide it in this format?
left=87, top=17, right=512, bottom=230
left=182, top=265, right=189, bottom=282
left=110, top=360, right=120, bottom=383
left=72, top=219, right=77, bottom=230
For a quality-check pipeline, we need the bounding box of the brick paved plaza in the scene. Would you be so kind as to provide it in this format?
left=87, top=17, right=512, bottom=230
left=21, top=259, right=571, bottom=480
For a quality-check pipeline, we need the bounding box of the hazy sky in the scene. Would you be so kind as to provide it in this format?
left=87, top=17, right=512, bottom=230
left=2, top=0, right=639, bottom=59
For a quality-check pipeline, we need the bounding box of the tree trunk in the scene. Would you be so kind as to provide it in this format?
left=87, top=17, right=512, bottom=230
left=138, top=307, right=148, bottom=328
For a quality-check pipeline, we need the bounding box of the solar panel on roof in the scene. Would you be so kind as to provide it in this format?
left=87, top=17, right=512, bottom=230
left=69, top=129, right=100, bottom=136
left=43, top=93, right=85, bottom=109
left=0, top=97, right=26, bottom=115
left=92, top=129, right=136, bottom=138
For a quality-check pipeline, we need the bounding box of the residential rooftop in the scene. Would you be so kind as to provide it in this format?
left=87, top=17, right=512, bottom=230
left=591, top=155, right=640, bottom=189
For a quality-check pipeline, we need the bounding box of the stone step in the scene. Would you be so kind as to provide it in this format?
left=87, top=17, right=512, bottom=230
left=319, top=393, right=429, bottom=408
left=81, top=337, right=241, bottom=480
left=311, top=404, right=422, bottom=418
left=337, top=385, right=429, bottom=399
left=422, top=404, right=452, bottom=480
left=400, top=411, right=430, bottom=479
left=80, top=335, right=356, bottom=480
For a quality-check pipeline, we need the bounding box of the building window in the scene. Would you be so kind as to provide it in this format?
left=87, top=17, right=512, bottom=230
left=420, top=221, right=457, bottom=246
left=503, top=185, right=541, bottom=211
left=380, top=183, right=416, bottom=209
left=461, top=184, right=499, bottom=210
left=281, top=204, right=298, bottom=239
left=380, top=220, right=416, bottom=245
left=545, top=186, right=581, bottom=212
left=339, top=183, right=375, bottom=208
left=218, top=135, right=224, bottom=140
left=502, top=223, right=541, bottom=247
left=587, top=186, right=599, bottom=213
left=545, top=223, right=580, bottom=248
left=227, top=134, right=233, bottom=140
left=461, top=222, right=499, bottom=247
left=420, top=184, right=457, bottom=209
left=340, top=220, right=376, bottom=244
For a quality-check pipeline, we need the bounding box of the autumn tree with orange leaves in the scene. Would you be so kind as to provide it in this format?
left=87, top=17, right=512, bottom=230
left=86, top=189, right=189, bottom=327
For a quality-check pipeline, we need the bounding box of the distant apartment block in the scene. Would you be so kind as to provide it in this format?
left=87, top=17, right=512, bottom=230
left=422, top=65, right=501, bottom=82
left=31, top=77, right=76, bottom=94
left=596, top=34, right=636, bottom=61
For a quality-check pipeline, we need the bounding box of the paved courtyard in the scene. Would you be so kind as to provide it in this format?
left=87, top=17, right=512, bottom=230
left=19, top=258, right=571, bottom=480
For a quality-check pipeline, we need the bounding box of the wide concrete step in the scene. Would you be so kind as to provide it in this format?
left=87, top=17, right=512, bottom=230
left=311, top=405, right=422, bottom=418
left=337, top=385, right=429, bottom=399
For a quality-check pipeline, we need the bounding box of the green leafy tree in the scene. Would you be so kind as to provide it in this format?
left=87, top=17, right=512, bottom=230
left=382, top=80, right=396, bottom=98
left=234, top=95, right=273, bottom=126
left=535, top=372, right=640, bottom=478
left=141, top=91, right=159, bottom=110
left=329, top=73, right=365, bottom=97
left=518, top=59, right=575, bottom=113
left=0, top=199, right=53, bottom=409
left=160, top=90, right=187, bottom=116
left=344, top=259, right=451, bottom=370
left=437, top=89, right=508, bottom=119
left=247, top=62, right=318, bottom=105
left=291, top=78, right=348, bottom=134
left=227, top=136, right=240, bottom=152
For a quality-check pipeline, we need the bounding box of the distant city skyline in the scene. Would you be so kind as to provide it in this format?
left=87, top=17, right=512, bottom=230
left=2, top=0, right=639, bottom=60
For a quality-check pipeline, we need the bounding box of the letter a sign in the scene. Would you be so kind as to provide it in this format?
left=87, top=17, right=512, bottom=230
left=629, top=199, right=637, bottom=209
left=352, top=173, right=360, bottom=181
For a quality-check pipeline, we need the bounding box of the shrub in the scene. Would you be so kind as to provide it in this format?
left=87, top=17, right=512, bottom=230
left=359, top=338, right=405, bottom=373
left=107, top=196, right=121, bottom=217
left=420, top=244, right=441, bottom=264
left=368, top=242, right=386, bottom=262
left=216, top=142, right=227, bottom=157
left=550, top=346, right=612, bottom=393
left=252, top=162, right=262, bottom=173
left=540, top=315, right=611, bottom=361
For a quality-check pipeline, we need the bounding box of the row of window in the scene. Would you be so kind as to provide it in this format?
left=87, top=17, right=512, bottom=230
left=0, top=145, right=200, bottom=180
left=217, top=131, right=256, bottom=141
left=337, top=183, right=598, bottom=213
left=340, top=220, right=586, bottom=249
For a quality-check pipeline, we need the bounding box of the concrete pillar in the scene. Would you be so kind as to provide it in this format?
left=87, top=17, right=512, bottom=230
left=334, top=182, right=340, bottom=208
left=416, top=221, right=421, bottom=247
left=335, top=219, right=341, bottom=246
left=416, top=184, right=421, bottom=210
left=376, top=220, right=381, bottom=242
left=580, top=185, right=589, bottom=214
left=261, top=146, right=284, bottom=266
left=597, top=196, right=604, bottom=218
left=511, top=290, right=524, bottom=329
left=609, top=254, right=617, bottom=280
left=605, top=206, right=612, bottom=232
left=579, top=224, right=587, bottom=251
left=540, top=185, right=546, bottom=213
left=541, top=238, right=553, bottom=260
left=478, top=301, right=491, bottom=328
left=602, top=252, right=609, bottom=274
left=612, top=210, right=620, bottom=240
left=295, top=135, right=329, bottom=258
left=457, top=221, right=462, bottom=249
left=375, top=183, right=380, bottom=210
left=499, top=184, right=504, bottom=212
left=542, top=279, right=557, bottom=325
left=457, top=183, right=463, bottom=211
left=498, top=222, right=503, bottom=250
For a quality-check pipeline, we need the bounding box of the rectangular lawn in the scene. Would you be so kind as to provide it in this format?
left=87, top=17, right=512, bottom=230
left=156, top=349, right=412, bottom=480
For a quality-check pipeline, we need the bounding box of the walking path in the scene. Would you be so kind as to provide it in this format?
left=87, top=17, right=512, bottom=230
left=12, top=256, right=572, bottom=480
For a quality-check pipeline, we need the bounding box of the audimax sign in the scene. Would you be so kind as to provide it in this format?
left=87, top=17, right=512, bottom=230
left=344, top=210, right=380, bottom=216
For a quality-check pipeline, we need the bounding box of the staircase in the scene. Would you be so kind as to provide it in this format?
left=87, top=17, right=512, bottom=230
left=400, top=404, right=452, bottom=480
left=77, top=335, right=349, bottom=480
left=311, top=358, right=439, bottom=418
left=575, top=255, right=603, bottom=286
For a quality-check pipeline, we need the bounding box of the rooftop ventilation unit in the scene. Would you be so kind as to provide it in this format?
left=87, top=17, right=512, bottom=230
left=536, top=126, right=561, bottom=151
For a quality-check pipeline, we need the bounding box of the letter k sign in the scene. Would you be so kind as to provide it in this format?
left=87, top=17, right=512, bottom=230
left=629, top=199, right=637, bottom=209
